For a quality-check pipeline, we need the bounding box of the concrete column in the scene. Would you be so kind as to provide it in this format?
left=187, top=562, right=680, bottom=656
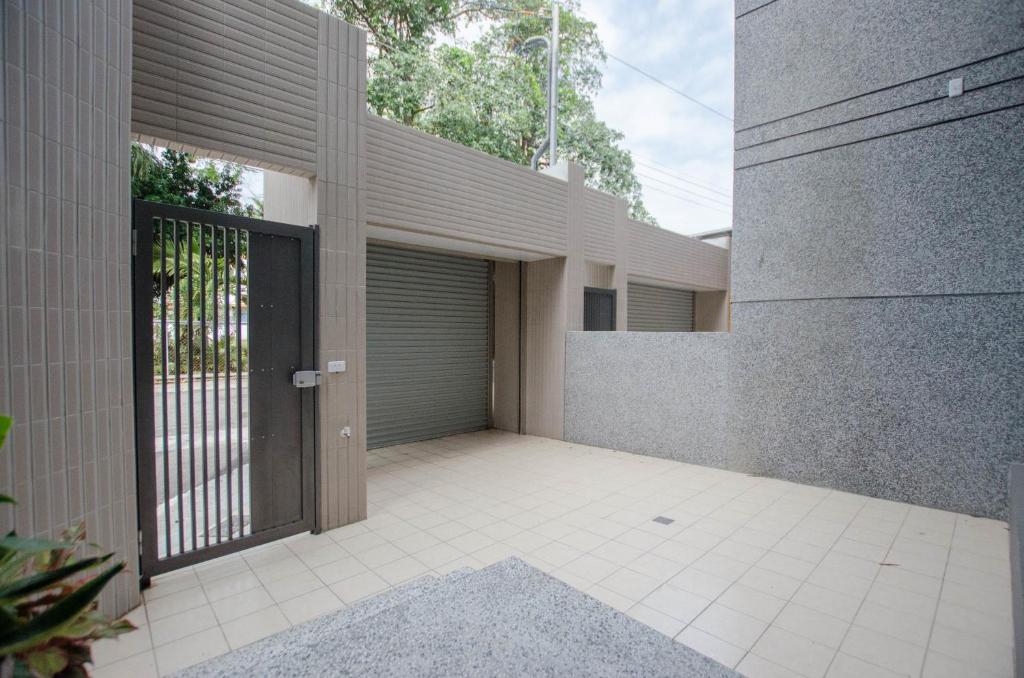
left=520, top=163, right=586, bottom=439
left=491, top=261, right=521, bottom=433
left=313, top=17, right=368, bottom=530
left=612, top=199, right=629, bottom=330
left=266, top=16, right=368, bottom=532
left=695, top=291, right=730, bottom=331
left=564, top=164, right=586, bottom=332
left=0, top=0, right=139, bottom=615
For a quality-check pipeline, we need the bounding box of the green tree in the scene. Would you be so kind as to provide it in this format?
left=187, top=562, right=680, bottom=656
left=328, top=0, right=655, bottom=223
left=131, top=145, right=254, bottom=376
left=131, top=144, right=262, bottom=218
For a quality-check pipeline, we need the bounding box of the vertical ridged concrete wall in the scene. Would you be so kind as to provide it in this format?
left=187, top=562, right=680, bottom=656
left=132, top=0, right=319, bottom=175
left=313, top=16, right=368, bottom=529
left=1, top=0, right=139, bottom=614
left=567, top=0, right=1023, bottom=520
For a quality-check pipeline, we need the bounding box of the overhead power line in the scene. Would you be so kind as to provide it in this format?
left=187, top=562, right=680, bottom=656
left=641, top=184, right=732, bottom=216
left=634, top=158, right=732, bottom=198
left=635, top=172, right=732, bottom=209
left=605, top=53, right=733, bottom=122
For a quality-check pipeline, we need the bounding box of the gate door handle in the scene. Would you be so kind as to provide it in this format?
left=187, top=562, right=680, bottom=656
left=292, top=370, right=321, bottom=388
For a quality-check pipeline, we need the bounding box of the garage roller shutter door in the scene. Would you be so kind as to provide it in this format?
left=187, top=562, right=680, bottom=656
left=627, top=283, right=695, bottom=332
left=367, top=244, right=490, bottom=449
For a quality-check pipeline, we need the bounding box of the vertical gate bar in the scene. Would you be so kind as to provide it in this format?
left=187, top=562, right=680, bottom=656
left=212, top=225, right=221, bottom=543
left=159, top=219, right=171, bottom=559
left=200, top=223, right=209, bottom=548
left=224, top=228, right=234, bottom=539
left=187, top=221, right=197, bottom=552
left=236, top=230, right=244, bottom=535
left=174, top=220, right=184, bottom=555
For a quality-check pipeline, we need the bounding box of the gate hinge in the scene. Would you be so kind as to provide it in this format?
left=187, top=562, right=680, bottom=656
left=131, top=230, right=138, bottom=256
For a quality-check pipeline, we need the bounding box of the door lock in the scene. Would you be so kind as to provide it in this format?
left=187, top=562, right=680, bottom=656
left=292, top=370, right=321, bottom=388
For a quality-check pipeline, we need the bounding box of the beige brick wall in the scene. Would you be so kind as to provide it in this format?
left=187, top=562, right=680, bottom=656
left=1, top=0, right=140, bottom=615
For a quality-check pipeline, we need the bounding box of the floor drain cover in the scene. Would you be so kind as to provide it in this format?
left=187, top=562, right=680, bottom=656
left=652, top=516, right=674, bottom=525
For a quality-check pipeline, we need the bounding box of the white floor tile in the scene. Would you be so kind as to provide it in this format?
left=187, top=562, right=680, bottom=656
left=641, top=584, right=712, bottom=623
left=91, top=650, right=159, bottom=678
left=840, top=626, right=926, bottom=678
left=264, top=569, right=325, bottom=603
left=826, top=652, right=904, bottom=678
left=221, top=605, right=291, bottom=650
left=677, top=626, right=746, bottom=669
left=153, top=627, right=229, bottom=675
left=91, top=626, right=153, bottom=666
left=148, top=604, right=219, bottom=646
left=201, top=570, right=264, bottom=602
left=600, top=567, right=663, bottom=601
left=122, top=432, right=1012, bottom=678
left=752, top=626, right=836, bottom=678
left=144, top=585, right=208, bottom=622
left=773, top=602, right=849, bottom=648
left=626, top=603, right=687, bottom=638
left=278, top=587, right=345, bottom=625
left=692, top=602, right=769, bottom=649
left=736, top=652, right=803, bottom=678
left=209, top=587, right=276, bottom=624
left=669, top=566, right=733, bottom=600
left=329, top=570, right=390, bottom=604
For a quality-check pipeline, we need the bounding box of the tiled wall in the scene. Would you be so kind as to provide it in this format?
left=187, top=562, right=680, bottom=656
left=1, top=0, right=139, bottom=614
left=132, top=0, right=320, bottom=175
left=314, top=15, right=368, bottom=530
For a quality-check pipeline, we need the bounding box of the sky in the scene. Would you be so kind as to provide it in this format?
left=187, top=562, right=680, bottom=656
left=581, top=0, right=734, bottom=235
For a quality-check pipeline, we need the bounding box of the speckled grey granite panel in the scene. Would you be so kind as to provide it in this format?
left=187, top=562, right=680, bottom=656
left=1010, top=464, right=1024, bottom=677
left=179, top=558, right=738, bottom=678
left=735, top=50, right=1024, bottom=149
left=732, top=106, right=1024, bottom=302
left=565, top=332, right=740, bottom=470
left=735, top=0, right=777, bottom=18
left=735, top=0, right=1024, bottom=129
left=731, top=295, right=1024, bottom=519
left=735, top=80, right=1024, bottom=168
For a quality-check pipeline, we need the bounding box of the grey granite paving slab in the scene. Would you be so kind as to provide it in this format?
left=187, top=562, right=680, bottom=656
left=179, top=558, right=737, bottom=678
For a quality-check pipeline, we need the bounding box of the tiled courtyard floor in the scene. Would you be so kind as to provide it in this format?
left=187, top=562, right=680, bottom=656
left=92, top=431, right=1013, bottom=678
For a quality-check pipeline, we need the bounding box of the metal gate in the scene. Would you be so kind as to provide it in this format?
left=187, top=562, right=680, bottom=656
left=366, top=244, right=491, bottom=449
left=132, top=201, right=317, bottom=578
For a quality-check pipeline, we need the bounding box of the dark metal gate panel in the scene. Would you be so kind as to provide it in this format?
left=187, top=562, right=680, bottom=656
left=627, top=283, right=695, bottom=332
left=366, top=244, right=490, bottom=449
left=584, top=287, right=617, bottom=331
left=132, top=200, right=317, bottom=578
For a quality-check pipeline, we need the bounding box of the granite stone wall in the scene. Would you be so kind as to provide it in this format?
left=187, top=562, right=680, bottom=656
left=565, top=0, right=1024, bottom=520
left=565, top=333, right=736, bottom=470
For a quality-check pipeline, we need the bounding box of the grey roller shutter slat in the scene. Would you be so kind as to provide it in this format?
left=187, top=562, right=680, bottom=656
left=627, top=284, right=695, bottom=332
left=367, top=244, right=490, bottom=449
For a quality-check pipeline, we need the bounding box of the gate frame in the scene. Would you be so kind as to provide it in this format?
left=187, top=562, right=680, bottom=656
left=131, top=200, right=319, bottom=582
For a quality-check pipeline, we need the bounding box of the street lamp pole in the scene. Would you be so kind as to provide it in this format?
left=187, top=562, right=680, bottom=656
left=548, top=0, right=559, bottom=167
